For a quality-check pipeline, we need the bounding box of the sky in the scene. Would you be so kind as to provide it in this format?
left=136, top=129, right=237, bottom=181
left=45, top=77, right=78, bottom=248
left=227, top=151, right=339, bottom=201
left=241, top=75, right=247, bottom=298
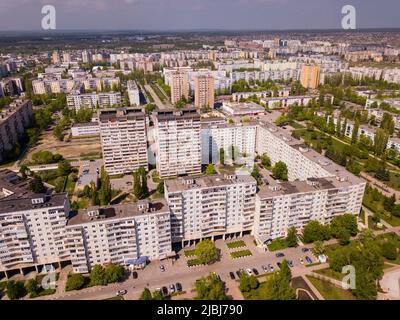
left=0, top=0, right=399, bottom=31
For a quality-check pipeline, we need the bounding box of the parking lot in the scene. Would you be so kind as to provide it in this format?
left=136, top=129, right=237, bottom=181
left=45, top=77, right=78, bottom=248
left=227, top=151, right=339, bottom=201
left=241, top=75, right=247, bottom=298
left=75, top=159, right=103, bottom=190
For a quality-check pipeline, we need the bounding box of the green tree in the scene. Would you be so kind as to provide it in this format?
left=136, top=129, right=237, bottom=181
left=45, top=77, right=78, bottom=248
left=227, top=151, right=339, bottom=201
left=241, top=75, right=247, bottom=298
left=195, top=273, right=228, bottom=300
left=261, top=153, right=271, bottom=168
left=373, top=128, right=389, bottom=156
left=25, top=278, right=38, bottom=296
left=351, top=119, right=359, bottom=144
left=152, top=290, right=166, bottom=300
left=219, top=148, right=225, bottom=165
left=105, top=264, right=125, bottom=283
left=380, top=112, right=395, bottom=135
left=19, top=165, right=29, bottom=179
left=263, top=261, right=295, bottom=300
left=285, top=227, right=298, bottom=247
left=239, top=273, right=251, bottom=292
left=66, top=273, right=86, bottom=291
left=58, top=160, right=72, bottom=176
left=6, top=281, right=27, bottom=300
left=90, top=265, right=107, bottom=286
left=381, top=242, right=397, bottom=260
left=302, top=220, right=331, bottom=243
left=195, top=239, right=219, bottom=265
left=272, top=161, right=288, bottom=181
left=157, top=181, right=164, bottom=194
left=139, top=288, right=153, bottom=300
left=29, top=175, right=46, bottom=193
left=312, top=240, right=326, bottom=256
left=205, top=164, right=216, bottom=175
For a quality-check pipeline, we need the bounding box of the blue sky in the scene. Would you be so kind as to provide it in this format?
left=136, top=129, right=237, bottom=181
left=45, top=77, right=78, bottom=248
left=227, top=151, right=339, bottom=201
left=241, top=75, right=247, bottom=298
left=0, top=0, right=399, bottom=31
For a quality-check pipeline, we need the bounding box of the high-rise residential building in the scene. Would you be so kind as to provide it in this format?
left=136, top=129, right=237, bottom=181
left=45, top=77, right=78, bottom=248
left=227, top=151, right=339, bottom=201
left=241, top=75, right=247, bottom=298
left=62, top=52, right=71, bottom=63
left=300, top=64, right=320, bottom=89
left=127, top=80, right=140, bottom=106
left=0, top=100, right=33, bottom=164
left=0, top=172, right=70, bottom=277
left=99, top=108, right=148, bottom=176
left=194, top=74, right=215, bottom=109
left=165, top=174, right=257, bottom=245
left=65, top=200, right=172, bottom=273
left=82, top=50, right=92, bottom=64
left=201, top=122, right=257, bottom=165
left=52, top=51, right=60, bottom=64
left=170, top=70, right=189, bottom=105
left=154, top=108, right=202, bottom=178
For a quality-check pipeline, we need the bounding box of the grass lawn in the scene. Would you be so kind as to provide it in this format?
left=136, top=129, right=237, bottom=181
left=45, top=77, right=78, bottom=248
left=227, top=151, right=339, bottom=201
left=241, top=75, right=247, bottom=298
left=306, top=276, right=356, bottom=300
left=267, top=238, right=288, bottom=251
left=103, top=296, right=124, bottom=300
left=241, top=274, right=273, bottom=300
left=226, top=240, right=246, bottom=249
left=314, top=268, right=344, bottom=281
left=230, top=250, right=252, bottom=259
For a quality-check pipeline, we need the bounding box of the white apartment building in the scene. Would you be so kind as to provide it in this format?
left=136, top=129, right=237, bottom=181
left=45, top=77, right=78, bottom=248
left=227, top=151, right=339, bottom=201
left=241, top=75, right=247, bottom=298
left=231, top=88, right=290, bottom=102
left=0, top=191, right=71, bottom=277
left=67, top=92, right=121, bottom=111
left=230, top=69, right=300, bottom=83
left=71, top=122, right=100, bottom=137
left=127, top=80, right=140, bottom=106
left=201, top=123, right=257, bottom=165
left=154, top=109, right=202, bottom=178
left=165, top=174, right=257, bottom=245
left=260, top=95, right=316, bottom=109
left=99, top=108, right=148, bottom=176
left=65, top=200, right=172, bottom=273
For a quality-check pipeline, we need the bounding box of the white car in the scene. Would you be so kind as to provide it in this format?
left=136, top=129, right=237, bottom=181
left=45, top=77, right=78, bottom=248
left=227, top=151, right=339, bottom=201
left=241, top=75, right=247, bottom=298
left=116, top=289, right=127, bottom=296
left=246, top=268, right=253, bottom=276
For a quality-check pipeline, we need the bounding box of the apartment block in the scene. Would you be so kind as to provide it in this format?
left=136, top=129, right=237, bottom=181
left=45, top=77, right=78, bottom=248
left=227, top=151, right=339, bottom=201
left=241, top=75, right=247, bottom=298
left=0, top=100, right=33, bottom=164
left=194, top=74, right=215, bottom=108
left=300, top=64, right=320, bottom=89
left=127, top=80, right=140, bottom=106
left=65, top=200, right=172, bottom=273
left=170, top=70, right=189, bottom=105
left=201, top=122, right=257, bottom=165
left=165, top=174, right=257, bottom=245
left=99, top=108, right=148, bottom=176
left=67, top=92, right=121, bottom=111
left=154, top=108, right=202, bottom=178
left=0, top=188, right=70, bottom=277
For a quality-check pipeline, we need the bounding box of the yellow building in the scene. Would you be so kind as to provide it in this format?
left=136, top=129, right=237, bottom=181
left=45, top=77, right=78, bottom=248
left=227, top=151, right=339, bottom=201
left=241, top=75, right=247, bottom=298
left=194, top=75, right=215, bottom=109
left=300, top=64, right=320, bottom=89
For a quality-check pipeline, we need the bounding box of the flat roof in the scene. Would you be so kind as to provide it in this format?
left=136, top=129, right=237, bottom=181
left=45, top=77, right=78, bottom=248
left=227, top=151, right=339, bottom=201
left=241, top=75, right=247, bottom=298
left=0, top=169, right=34, bottom=200
left=0, top=193, right=68, bottom=214
left=67, top=199, right=169, bottom=226
left=99, top=107, right=145, bottom=122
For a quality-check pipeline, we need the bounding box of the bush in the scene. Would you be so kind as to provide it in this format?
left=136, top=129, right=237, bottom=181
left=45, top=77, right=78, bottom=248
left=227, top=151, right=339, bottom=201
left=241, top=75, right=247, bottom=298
left=381, top=242, right=397, bottom=260
left=230, top=250, right=252, bottom=259
left=66, top=273, right=86, bottom=291
left=184, top=249, right=197, bottom=257
left=226, top=240, right=246, bottom=249
left=187, top=259, right=203, bottom=267
left=6, top=281, right=26, bottom=300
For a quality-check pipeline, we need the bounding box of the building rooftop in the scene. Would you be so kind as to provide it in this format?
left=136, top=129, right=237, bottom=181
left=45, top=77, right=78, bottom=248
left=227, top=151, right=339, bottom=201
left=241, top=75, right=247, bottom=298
left=98, top=107, right=145, bottom=122
left=0, top=169, right=34, bottom=200
left=67, top=199, right=169, bottom=226
left=155, top=107, right=200, bottom=122
left=0, top=193, right=68, bottom=214
left=165, top=174, right=256, bottom=193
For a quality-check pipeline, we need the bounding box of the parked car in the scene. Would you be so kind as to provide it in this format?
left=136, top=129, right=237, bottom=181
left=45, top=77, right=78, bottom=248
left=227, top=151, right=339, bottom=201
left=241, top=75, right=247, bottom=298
left=288, top=260, right=294, bottom=268
left=262, top=265, right=269, bottom=273
left=236, top=270, right=242, bottom=278
left=229, top=272, right=235, bottom=280
left=275, top=252, right=285, bottom=258
left=132, top=271, right=138, bottom=279
left=299, top=258, right=304, bottom=265
left=268, top=264, right=274, bottom=272
left=277, top=262, right=282, bottom=269
left=175, top=282, right=182, bottom=292
left=159, top=265, right=165, bottom=272
left=246, top=268, right=253, bottom=276
left=116, top=289, right=127, bottom=296
left=169, top=284, right=175, bottom=293
left=305, top=256, right=313, bottom=264
left=302, top=247, right=310, bottom=253
left=252, top=268, right=259, bottom=276
left=161, top=286, right=169, bottom=296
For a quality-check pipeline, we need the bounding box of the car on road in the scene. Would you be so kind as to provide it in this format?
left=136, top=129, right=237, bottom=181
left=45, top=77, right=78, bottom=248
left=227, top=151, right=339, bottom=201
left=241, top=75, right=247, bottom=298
left=116, top=289, right=127, bottom=296
left=305, top=256, right=313, bottom=264
left=277, top=262, right=282, bottom=269
left=252, top=268, right=259, bottom=275
left=302, top=247, right=310, bottom=253
left=229, top=272, right=235, bottom=280
left=161, top=286, right=169, bottom=296
left=262, top=265, right=269, bottom=273
left=246, top=268, right=253, bottom=276
left=275, top=252, right=285, bottom=258
left=175, top=283, right=182, bottom=292
left=169, top=284, right=175, bottom=293
left=132, top=271, right=138, bottom=279
left=288, top=260, right=294, bottom=268
left=159, top=265, right=165, bottom=272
